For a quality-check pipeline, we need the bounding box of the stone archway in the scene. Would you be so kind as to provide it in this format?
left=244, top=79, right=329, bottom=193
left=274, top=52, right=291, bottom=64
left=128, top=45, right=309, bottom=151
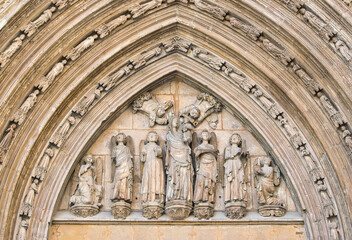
left=0, top=1, right=351, bottom=240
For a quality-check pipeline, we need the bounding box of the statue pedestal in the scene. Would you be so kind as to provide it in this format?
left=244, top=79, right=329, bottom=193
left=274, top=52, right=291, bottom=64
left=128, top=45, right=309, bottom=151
left=258, top=205, right=286, bottom=217
left=165, top=200, right=192, bottom=220
left=142, top=202, right=164, bottom=219
left=225, top=201, right=247, bottom=219
left=194, top=202, right=214, bottom=220
left=69, top=204, right=99, bottom=218
left=111, top=201, right=131, bottom=219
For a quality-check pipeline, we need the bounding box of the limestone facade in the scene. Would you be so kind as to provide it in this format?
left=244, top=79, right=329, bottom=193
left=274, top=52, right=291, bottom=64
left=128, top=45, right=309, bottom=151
left=0, top=0, right=351, bottom=239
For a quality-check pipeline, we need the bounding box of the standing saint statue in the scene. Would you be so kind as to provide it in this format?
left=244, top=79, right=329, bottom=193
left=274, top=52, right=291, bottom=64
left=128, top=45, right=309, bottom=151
left=140, top=131, right=165, bottom=219
left=69, top=155, right=102, bottom=217
left=165, top=116, right=193, bottom=219
left=223, top=133, right=249, bottom=219
left=193, top=130, right=218, bottom=219
left=110, top=133, right=133, bottom=219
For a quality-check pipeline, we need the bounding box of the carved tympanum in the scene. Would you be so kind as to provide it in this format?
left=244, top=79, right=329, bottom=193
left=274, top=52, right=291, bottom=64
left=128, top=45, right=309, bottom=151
left=224, top=133, right=249, bottom=219
left=69, top=155, right=103, bottom=218
left=140, top=131, right=165, bottom=219
left=193, top=130, right=218, bottom=219
left=132, top=92, right=174, bottom=127
left=254, top=157, right=286, bottom=217
left=110, top=133, right=133, bottom=219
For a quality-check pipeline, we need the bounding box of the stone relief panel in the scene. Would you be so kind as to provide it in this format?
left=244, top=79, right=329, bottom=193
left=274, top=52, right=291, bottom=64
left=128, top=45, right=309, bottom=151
left=57, top=80, right=297, bottom=221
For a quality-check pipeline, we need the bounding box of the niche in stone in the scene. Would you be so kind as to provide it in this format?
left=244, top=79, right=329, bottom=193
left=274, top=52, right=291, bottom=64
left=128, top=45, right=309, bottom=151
left=55, top=80, right=298, bottom=221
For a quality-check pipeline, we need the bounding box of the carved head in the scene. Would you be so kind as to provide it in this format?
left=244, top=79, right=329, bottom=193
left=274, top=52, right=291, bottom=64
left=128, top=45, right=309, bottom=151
left=189, top=107, right=200, bottom=119
left=84, top=154, right=93, bottom=165
left=147, top=131, right=159, bottom=143
left=156, top=106, right=166, bottom=117
left=68, top=116, right=76, bottom=125
left=170, top=116, right=180, bottom=129
left=20, top=220, right=29, bottom=228
left=200, top=129, right=210, bottom=142
left=116, top=133, right=127, bottom=145
left=261, top=157, right=271, bottom=166
left=45, top=148, right=54, bottom=157
left=230, top=133, right=242, bottom=146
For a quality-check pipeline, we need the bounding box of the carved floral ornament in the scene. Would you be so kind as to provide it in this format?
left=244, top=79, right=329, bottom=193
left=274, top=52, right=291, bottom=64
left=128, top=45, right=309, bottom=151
left=12, top=35, right=343, bottom=239
left=0, top=0, right=347, bottom=238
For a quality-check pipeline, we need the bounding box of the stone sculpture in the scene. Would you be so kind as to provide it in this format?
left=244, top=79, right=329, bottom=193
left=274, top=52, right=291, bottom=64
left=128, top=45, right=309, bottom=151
left=69, top=155, right=102, bottom=217
left=193, top=0, right=228, bottom=20
left=342, top=130, right=352, bottom=154
left=179, top=92, right=222, bottom=128
left=224, top=133, right=249, bottom=219
left=165, top=116, right=193, bottom=220
left=140, top=131, right=165, bottom=219
left=131, top=46, right=162, bottom=69
left=0, top=124, right=16, bottom=164
left=23, top=7, right=56, bottom=37
left=254, top=157, right=286, bottom=217
left=20, top=179, right=39, bottom=217
left=193, top=48, right=225, bottom=70
left=96, top=14, right=131, bottom=38
left=132, top=92, right=174, bottom=127
left=66, top=35, right=98, bottom=61
left=319, top=95, right=345, bottom=128
left=17, top=219, right=28, bottom=240
left=73, top=87, right=103, bottom=116
left=50, top=116, right=76, bottom=147
left=227, top=16, right=261, bottom=41
left=37, top=60, right=67, bottom=92
left=130, top=0, right=163, bottom=19
left=34, top=148, right=54, bottom=181
left=0, top=34, right=25, bottom=68
left=51, top=0, right=69, bottom=9
left=12, top=90, right=40, bottom=125
left=193, top=130, right=218, bottom=219
left=99, top=64, right=133, bottom=91
left=110, top=133, right=133, bottom=219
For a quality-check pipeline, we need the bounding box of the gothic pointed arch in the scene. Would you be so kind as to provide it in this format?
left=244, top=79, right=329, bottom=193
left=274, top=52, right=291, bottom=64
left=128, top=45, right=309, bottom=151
left=0, top=1, right=351, bottom=240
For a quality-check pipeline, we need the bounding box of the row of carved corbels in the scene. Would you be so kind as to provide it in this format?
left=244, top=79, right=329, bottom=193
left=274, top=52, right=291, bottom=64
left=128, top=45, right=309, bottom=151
left=279, top=0, right=352, bottom=70
left=0, top=0, right=71, bottom=70
left=14, top=36, right=343, bottom=239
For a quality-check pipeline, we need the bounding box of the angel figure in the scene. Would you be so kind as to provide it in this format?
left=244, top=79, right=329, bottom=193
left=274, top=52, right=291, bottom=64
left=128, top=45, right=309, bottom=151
left=179, top=92, right=222, bottom=128
left=132, top=92, right=174, bottom=127
left=224, top=133, right=249, bottom=203
left=111, top=133, right=133, bottom=203
left=254, top=157, right=284, bottom=206
left=193, top=130, right=218, bottom=206
left=69, top=155, right=102, bottom=208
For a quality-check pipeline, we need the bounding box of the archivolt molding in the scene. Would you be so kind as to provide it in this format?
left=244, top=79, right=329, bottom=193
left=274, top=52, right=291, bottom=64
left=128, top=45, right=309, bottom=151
left=12, top=36, right=342, bottom=239
left=1, top=0, right=351, bottom=174
left=278, top=0, right=352, bottom=70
